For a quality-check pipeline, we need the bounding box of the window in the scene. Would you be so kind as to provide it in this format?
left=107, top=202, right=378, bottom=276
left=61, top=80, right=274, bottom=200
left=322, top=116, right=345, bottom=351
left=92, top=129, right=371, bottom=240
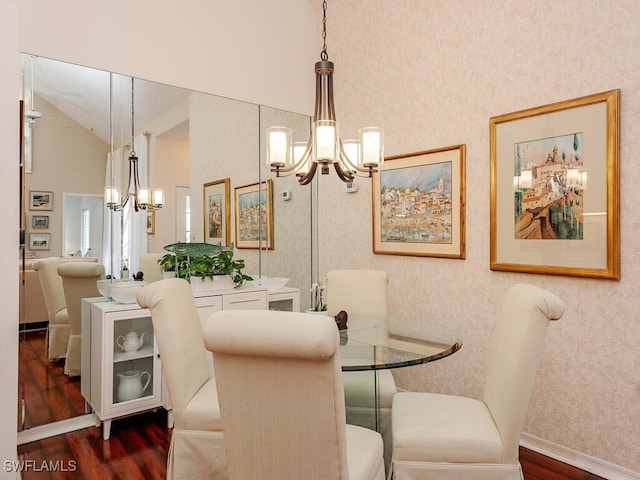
left=185, top=194, right=191, bottom=242
left=81, top=208, right=90, bottom=254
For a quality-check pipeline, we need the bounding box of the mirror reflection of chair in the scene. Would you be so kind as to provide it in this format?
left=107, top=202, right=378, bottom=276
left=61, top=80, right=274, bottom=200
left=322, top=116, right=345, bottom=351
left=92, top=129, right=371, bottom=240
left=325, top=269, right=397, bottom=466
left=390, top=283, right=564, bottom=479
left=34, top=258, right=71, bottom=361
left=204, top=309, right=385, bottom=480
left=139, top=253, right=164, bottom=283
left=57, top=262, right=105, bottom=377
left=136, top=278, right=226, bottom=480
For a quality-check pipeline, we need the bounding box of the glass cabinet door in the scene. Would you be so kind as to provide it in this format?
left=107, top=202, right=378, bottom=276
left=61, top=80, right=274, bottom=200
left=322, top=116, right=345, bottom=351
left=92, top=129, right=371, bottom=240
left=111, top=315, right=156, bottom=405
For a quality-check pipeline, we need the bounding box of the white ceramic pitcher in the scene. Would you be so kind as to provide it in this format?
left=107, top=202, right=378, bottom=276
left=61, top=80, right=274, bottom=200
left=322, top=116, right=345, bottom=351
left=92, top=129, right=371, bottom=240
left=116, top=370, right=151, bottom=402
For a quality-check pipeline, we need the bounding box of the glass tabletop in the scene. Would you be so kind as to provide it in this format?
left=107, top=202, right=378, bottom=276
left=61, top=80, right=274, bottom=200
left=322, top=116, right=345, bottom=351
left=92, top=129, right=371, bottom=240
left=339, top=324, right=462, bottom=371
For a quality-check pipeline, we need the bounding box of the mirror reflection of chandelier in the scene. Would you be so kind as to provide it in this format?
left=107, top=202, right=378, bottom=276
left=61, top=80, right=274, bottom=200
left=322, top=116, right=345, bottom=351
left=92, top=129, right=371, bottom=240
left=105, top=78, right=164, bottom=212
left=266, top=0, right=384, bottom=185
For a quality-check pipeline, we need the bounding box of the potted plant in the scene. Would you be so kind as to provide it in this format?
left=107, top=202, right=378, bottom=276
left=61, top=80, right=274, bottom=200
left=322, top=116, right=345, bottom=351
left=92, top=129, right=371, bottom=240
left=159, top=242, right=252, bottom=291
left=306, top=282, right=328, bottom=314
left=188, top=249, right=252, bottom=290
left=157, top=253, right=188, bottom=279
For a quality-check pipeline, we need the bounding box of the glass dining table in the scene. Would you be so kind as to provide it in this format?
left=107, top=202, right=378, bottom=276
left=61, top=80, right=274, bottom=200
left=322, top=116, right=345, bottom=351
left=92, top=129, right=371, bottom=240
left=339, top=323, right=463, bottom=372
left=338, top=323, right=462, bottom=470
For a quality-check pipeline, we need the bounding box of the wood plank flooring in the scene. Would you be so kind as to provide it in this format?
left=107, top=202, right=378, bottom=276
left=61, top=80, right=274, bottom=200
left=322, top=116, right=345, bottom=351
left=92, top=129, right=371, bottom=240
left=19, top=330, right=86, bottom=428
left=17, top=329, right=608, bottom=479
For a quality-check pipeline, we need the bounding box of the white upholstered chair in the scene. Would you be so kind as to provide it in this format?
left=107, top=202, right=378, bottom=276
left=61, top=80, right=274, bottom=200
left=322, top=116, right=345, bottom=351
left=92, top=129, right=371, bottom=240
left=136, top=278, right=226, bottom=480
left=203, top=309, right=385, bottom=480
left=34, top=257, right=71, bottom=360
left=57, top=262, right=105, bottom=376
left=390, top=283, right=565, bottom=480
left=325, top=269, right=397, bottom=467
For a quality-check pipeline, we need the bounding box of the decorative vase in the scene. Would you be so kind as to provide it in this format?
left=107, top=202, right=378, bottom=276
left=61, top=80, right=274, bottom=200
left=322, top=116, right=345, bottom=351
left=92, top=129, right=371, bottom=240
left=162, top=271, right=176, bottom=279
left=305, top=308, right=329, bottom=315
left=190, top=275, right=235, bottom=292
left=116, top=370, right=151, bottom=402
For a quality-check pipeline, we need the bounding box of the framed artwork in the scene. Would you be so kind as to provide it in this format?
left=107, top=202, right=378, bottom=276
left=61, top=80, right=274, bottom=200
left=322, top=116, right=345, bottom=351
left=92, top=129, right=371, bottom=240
left=203, top=178, right=231, bottom=245
left=29, top=191, right=53, bottom=211
left=146, top=210, right=155, bottom=235
left=373, top=145, right=466, bottom=258
left=31, top=215, right=49, bottom=229
left=490, top=89, right=620, bottom=279
left=234, top=180, right=274, bottom=250
left=29, top=233, right=50, bottom=251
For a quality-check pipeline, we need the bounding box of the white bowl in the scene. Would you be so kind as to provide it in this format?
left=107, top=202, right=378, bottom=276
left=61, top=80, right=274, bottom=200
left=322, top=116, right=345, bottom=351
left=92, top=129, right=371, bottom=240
left=109, top=281, right=147, bottom=304
left=96, top=278, right=127, bottom=299
left=248, top=276, right=289, bottom=290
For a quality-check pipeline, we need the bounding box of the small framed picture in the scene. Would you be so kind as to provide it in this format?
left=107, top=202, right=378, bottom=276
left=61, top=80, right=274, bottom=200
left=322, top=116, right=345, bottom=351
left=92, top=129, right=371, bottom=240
left=31, top=215, right=49, bottom=229
left=29, top=191, right=54, bottom=211
left=29, top=233, right=50, bottom=251
left=146, top=210, right=155, bottom=235
left=203, top=178, right=231, bottom=245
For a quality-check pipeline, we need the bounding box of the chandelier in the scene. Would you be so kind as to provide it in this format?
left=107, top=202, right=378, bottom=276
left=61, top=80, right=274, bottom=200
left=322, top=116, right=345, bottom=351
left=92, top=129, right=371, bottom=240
left=266, top=1, right=383, bottom=185
left=105, top=78, right=164, bottom=212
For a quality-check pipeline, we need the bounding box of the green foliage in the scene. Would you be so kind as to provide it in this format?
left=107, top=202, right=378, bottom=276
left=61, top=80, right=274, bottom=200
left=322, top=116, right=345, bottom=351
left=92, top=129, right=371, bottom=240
left=158, top=247, right=252, bottom=287
left=157, top=253, right=189, bottom=278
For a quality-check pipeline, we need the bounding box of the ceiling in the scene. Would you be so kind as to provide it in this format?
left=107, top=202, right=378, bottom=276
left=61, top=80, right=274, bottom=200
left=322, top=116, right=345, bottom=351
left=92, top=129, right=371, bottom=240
left=22, top=54, right=192, bottom=144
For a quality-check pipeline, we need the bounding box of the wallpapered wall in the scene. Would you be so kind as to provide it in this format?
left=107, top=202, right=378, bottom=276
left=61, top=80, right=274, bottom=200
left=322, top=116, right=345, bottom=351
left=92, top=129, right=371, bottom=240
left=316, top=0, right=640, bottom=473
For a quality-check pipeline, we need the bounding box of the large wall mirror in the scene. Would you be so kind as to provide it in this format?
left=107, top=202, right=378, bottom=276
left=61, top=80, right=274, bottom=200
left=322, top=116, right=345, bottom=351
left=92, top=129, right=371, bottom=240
left=18, top=53, right=312, bottom=440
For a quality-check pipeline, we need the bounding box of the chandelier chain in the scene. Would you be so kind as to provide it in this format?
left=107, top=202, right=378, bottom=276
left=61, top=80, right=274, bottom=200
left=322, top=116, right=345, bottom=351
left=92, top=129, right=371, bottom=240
left=130, top=77, right=136, bottom=156
left=321, top=0, right=328, bottom=61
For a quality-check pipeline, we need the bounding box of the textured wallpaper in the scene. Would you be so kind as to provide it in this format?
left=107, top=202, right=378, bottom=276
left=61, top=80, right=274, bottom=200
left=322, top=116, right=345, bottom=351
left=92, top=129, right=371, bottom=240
left=189, top=94, right=314, bottom=309
left=316, top=0, right=640, bottom=473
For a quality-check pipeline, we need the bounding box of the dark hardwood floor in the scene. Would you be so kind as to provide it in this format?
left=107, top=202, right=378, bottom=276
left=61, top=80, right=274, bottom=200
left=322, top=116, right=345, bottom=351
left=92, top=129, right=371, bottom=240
left=19, top=329, right=86, bottom=428
left=17, top=330, right=607, bottom=479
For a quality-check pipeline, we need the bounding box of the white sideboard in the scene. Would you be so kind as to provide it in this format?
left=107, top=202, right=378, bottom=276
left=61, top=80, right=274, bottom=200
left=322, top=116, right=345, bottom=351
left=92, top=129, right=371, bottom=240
left=81, top=284, right=300, bottom=439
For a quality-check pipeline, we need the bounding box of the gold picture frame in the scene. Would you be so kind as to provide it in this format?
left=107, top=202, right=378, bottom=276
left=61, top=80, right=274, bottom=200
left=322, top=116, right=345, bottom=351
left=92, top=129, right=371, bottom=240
left=203, top=178, right=230, bottom=245
left=234, top=180, right=274, bottom=250
left=490, top=89, right=620, bottom=279
left=146, top=210, right=155, bottom=235
left=373, top=145, right=466, bottom=258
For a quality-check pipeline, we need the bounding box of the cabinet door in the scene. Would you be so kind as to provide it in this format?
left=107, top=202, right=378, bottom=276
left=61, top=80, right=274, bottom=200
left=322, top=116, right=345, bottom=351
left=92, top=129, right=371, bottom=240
left=223, top=290, right=267, bottom=310
left=195, top=296, right=223, bottom=375
left=104, top=310, right=162, bottom=417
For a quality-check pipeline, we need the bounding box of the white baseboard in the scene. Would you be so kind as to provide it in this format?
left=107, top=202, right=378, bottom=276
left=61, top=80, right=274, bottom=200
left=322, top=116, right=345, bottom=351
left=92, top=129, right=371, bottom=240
left=17, top=414, right=96, bottom=445
left=521, top=433, right=640, bottom=480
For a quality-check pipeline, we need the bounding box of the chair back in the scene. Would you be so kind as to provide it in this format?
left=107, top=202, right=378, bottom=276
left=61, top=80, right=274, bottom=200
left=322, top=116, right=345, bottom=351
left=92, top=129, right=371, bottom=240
left=204, top=309, right=348, bottom=480
left=483, top=283, right=564, bottom=464
left=139, top=253, right=164, bottom=283
left=57, top=262, right=105, bottom=335
left=136, top=278, right=211, bottom=429
left=326, top=269, right=389, bottom=344
left=34, top=257, right=69, bottom=322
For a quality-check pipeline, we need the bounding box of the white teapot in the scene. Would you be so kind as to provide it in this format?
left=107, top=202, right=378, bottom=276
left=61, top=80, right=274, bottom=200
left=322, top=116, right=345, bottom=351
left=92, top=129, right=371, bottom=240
left=116, top=330, right=145, bottom=353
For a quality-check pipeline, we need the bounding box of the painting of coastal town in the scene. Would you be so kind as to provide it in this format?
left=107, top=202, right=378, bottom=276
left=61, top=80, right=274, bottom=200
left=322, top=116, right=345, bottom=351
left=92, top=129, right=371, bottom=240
left=379, top=161, right=452, bottom=244
left=234, top=180, right=273, bottom=249
left=373, top=146, right=465, bottom=258
left=514, top=132, right=585, bottom=240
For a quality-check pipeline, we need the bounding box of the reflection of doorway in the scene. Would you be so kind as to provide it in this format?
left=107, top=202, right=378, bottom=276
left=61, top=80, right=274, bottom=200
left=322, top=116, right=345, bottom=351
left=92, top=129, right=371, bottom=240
left=175, top=185, right=191, bottom=242
left=62, top=193, right=104, bottom=261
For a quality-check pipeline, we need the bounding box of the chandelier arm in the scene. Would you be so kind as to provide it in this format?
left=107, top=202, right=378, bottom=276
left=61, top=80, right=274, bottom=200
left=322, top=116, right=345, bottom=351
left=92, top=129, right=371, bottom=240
left=333, top=161, right=355, bottom=183
left=298, top=161, right=319, bottom=186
